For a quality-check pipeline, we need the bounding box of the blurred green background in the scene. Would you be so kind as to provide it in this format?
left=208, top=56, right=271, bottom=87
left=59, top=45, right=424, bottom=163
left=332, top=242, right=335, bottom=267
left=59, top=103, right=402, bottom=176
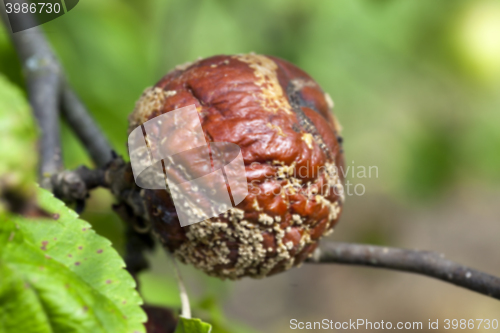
left=1, top=0, right=500, bottom=332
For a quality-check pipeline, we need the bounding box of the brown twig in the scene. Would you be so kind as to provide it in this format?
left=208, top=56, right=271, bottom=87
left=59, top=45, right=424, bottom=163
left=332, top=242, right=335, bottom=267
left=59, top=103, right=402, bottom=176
left=48, top=159, right=155, bottom=279
left=46, top=157, right=146, bottom=219
left=308, top=242, right=500, bottom=300
left=49, top=165, right=105, bottom=202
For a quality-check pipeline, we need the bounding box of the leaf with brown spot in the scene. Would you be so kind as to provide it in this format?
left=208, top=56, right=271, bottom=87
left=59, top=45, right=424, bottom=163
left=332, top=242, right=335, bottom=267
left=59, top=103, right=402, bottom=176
left=0, top=187, right=147, bottom=332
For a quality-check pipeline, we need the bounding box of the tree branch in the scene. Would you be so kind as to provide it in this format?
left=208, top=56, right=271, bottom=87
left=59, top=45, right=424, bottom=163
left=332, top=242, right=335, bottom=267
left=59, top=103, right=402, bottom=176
left=61, top=85, right=114, bottom=168
left=50, top=165, right=105, bottom=202
left=0, top=10, right=114, bottom=172
left=1, top=12, right=62, bottom=185
left=48, top=159, right=156, bottom=279
left=308, top=242, right=500, bottom=300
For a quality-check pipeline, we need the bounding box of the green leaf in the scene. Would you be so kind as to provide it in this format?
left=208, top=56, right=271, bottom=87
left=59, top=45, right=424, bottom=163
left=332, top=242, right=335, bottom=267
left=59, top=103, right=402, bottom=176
left=174, top=317, right=212, bottom=333
left=0, top=187, right=146, bottom=333
left=0, top=74, right=37, bottom=214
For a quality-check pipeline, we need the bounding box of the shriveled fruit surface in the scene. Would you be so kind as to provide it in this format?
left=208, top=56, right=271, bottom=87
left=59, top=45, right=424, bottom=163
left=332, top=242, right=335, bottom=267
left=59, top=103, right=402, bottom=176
left=128, top=54, right=345, bottom=279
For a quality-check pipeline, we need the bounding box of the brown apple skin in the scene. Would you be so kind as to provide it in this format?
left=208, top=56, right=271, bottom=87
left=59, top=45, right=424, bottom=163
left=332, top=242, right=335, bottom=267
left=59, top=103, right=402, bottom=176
left=129, top=54, right=344, bottom=279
